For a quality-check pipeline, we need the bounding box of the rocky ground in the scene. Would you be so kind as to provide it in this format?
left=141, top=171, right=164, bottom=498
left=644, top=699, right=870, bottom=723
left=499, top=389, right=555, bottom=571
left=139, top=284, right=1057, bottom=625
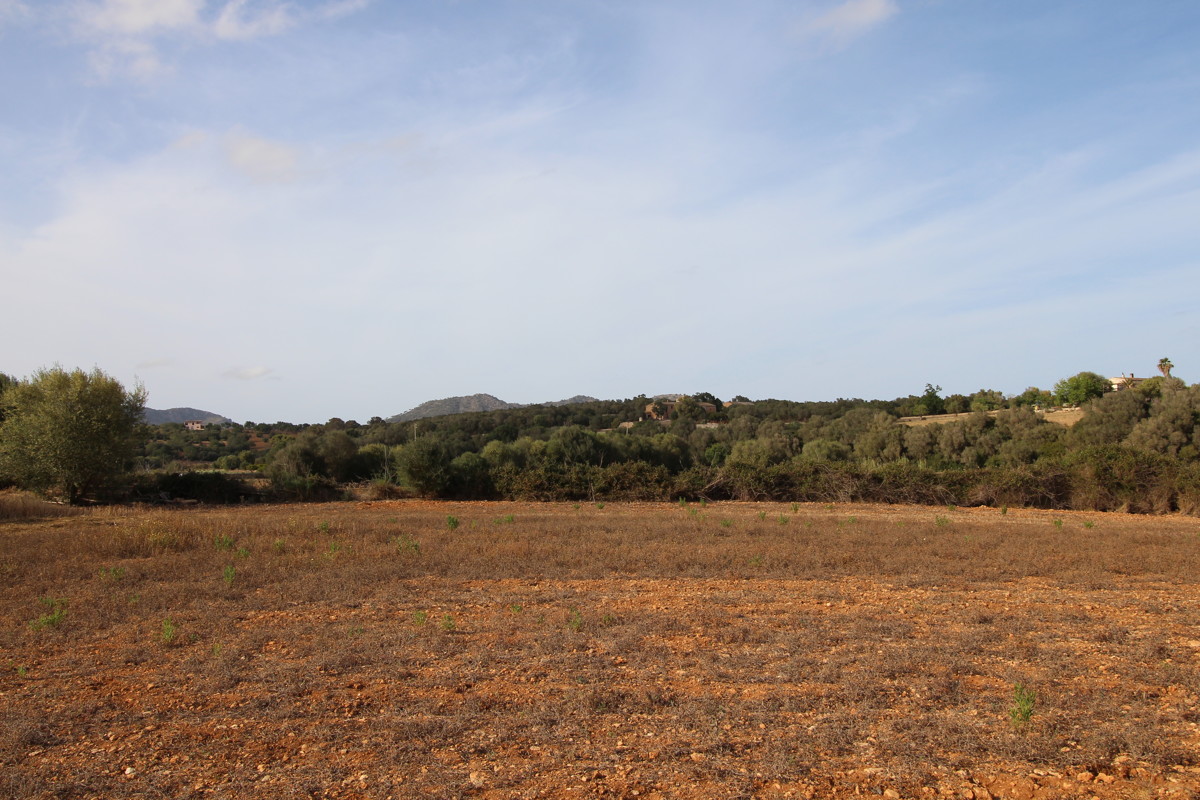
left=2, top=498, right=1199, bottom=798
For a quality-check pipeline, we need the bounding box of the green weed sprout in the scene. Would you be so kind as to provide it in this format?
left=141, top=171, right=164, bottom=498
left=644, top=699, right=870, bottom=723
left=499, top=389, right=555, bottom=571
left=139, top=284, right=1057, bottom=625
left=1009, top=683, right=1036, bottom=730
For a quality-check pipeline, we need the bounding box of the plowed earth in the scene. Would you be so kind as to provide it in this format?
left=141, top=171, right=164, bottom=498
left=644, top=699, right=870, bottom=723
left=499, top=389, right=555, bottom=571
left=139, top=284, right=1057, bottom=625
left=2, top=499, right=1200, bottom=799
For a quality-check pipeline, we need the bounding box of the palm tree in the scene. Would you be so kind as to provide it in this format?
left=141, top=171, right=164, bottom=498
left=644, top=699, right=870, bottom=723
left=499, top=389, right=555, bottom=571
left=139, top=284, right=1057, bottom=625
left=1158, top=357, right=1174, bottom=378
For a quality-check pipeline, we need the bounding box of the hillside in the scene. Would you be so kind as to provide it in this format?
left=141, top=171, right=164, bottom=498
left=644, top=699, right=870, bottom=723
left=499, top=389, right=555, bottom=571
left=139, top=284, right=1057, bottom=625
left=387, top=393, right=600, bottom=423
left=142, top=407, right=231, bottom=425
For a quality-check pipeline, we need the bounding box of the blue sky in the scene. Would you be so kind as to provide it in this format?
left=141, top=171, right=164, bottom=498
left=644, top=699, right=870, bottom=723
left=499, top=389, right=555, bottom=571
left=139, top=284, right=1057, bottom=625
left=1, top=0, right=1197, bottom=423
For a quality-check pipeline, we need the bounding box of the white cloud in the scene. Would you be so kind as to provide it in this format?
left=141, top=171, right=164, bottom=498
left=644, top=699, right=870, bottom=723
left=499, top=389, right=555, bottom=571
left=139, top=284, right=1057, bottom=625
left=69, top=0, right=202, bottom=79
left=74, top=0, right=203, bottom=36
left=213, top=0, right=293, bottom=41
left=803, top=0, right=898, bottom=46
left=223, top=130, right=300, bottom=182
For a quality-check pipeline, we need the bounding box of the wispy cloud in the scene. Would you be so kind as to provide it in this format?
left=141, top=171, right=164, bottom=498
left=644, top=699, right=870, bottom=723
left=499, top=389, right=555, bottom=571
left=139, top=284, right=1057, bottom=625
left=223, top=130, right=301, bottom=182
left=317, top=0, right=370, bottom=21
left=0, top=0, right=32, bottom=29
left=223, top=366, right=274, bottom=380
left=212, top=0, right=292, bottom=41
left=66, top=0, right=370, bottom=79
left=87, top=36, right=172, bottom=80
left=801, top=0, right=899, bottom=48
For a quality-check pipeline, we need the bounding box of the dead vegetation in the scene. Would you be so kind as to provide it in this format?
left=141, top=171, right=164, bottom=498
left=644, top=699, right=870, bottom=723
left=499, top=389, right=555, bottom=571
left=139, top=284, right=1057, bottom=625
left=0, top=490, right=86, bottom=522
left=3, top=500, right=1200, bottom=798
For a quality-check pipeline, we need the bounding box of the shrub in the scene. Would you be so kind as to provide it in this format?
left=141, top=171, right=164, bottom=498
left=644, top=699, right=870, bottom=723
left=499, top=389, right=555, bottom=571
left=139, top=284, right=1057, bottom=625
left=1064, top=446, right=1177, bottom=513
left=268, top=474, right=341, bottom=502
left=136, top=471, right=251, bottom=504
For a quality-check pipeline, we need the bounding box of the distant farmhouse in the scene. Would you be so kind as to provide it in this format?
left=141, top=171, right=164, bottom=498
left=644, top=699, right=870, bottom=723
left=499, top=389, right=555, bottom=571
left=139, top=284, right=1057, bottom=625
left=184, top=420, right=205, bottom=431
left=1113, top=359, right=1177, bottom=391
left=1109, top=375, right=1147, bottom=392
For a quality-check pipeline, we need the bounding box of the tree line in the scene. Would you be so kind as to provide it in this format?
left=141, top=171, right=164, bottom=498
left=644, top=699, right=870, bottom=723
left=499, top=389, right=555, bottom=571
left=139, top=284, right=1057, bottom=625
left=2, top=364, right=1198, bottom=513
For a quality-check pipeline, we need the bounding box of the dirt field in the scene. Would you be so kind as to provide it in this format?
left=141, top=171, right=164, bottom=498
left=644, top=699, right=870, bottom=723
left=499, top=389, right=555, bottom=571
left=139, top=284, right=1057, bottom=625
left=3, top=497, right=1200, bottom=799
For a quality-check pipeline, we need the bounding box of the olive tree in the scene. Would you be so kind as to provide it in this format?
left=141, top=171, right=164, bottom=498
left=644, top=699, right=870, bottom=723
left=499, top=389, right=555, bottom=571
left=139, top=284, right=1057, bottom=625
left=0, top=367, right=146, bottom=503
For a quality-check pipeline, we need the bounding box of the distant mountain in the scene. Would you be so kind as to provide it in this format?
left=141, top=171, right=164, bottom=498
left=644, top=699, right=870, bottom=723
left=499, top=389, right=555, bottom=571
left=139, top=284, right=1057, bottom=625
left=143, top=407, right=232, bottom=425
left=546, top=395, right=600, bottom=406
left=388, top=394, right=514, bottom=423
left=387, top=393, right=601, bottom=423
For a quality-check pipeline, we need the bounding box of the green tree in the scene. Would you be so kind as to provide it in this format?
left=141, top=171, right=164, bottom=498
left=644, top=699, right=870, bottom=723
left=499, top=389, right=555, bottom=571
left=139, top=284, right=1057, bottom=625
left=1068, top=389, right=1150, bottom=448
left=969, top=389, right=1006, bottom=412
left=801, top=438, right=851, bottom=462
left=0, top=372, right=14, bottom=414
left=0, top=367, right=146, bottom=503
left=399, top=435, right=456, bottom=496
left=1011, top=386, right=1053, bottom=408
left=1158, top=357, right=1174, bottom=378
left=913, top=384, right=945, bottom=416
left=943, top=394, right=969, bottom=414
left=1053, top=371, right=1111, bottom=406
left=672, top=396, right=707, bottom=421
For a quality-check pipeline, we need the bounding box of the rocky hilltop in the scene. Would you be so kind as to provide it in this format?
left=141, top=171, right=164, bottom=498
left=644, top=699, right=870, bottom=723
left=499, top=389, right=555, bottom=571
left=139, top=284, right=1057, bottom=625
left=387, top=393, right=600, bottom=423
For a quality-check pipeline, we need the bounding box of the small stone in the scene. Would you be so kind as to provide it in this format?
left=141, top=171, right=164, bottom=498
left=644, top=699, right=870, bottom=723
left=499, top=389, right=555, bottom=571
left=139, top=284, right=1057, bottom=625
left=124, top=767, right=135, bottom=776
left=1076, top=772, right=1094, bottom=783
left=689, top=752, right=706, bottom=762
left=1096, top=773, right=1115, bottom=784
left=468, top=772, right=487, bottom=788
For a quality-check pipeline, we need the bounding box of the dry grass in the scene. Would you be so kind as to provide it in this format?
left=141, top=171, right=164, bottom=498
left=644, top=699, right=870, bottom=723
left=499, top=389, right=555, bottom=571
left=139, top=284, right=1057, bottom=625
left=3, top=500, right=1200, bottom=798
left=898, top=408, right=1084, bottom=427
left=0, top=490, right=86, bottom=522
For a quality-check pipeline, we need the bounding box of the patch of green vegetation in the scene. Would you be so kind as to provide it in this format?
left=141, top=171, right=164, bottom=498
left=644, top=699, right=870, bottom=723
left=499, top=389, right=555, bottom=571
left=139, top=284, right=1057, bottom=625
left=393, top=533, right=420, bottom=553
left=1009, top=683, right=1036, bottom=731
left=29, top=597, right=67, bottom=631
left=98, top=566, right=126, bottom=582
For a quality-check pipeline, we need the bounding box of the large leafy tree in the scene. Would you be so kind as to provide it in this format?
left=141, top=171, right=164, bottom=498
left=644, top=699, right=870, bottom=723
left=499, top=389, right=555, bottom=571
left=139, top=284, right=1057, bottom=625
left=913, top=383, right=945, bottom=416
left=1053, top=371, right=1111, bottom=406
left=0, top=367, right=146, bottom=503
